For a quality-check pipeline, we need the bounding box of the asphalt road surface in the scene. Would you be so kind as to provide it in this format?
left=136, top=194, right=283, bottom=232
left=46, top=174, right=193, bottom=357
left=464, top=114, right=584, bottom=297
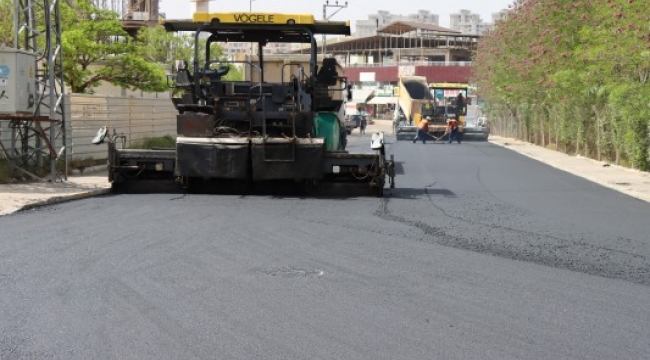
left=1, top=136, right=649, bottom=359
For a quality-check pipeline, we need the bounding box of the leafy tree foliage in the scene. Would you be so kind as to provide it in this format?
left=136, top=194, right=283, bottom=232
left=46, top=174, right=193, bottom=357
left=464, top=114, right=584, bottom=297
left=0, top=0, right=14, bottom=46
left=135, top=25, right=243, bottom=81
left=2, top=0, right=167, bottom=93
left=475, top=0, right=650, bottom=170
left=0, top=0, right=240, bottom=94
left=60, top=0, right=167, bottom=93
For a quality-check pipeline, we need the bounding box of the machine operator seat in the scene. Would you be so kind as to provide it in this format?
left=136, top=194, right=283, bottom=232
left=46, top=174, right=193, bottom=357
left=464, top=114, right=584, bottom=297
left=316, top=58, right=339, bottom=86
left=176, top=69, right=192, bottom=87
left=174, top=60, right=193, bottom=87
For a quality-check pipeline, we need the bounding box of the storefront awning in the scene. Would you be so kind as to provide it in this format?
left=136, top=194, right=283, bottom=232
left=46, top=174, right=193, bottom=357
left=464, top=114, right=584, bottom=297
left=367, top=96, right=397, bottom=105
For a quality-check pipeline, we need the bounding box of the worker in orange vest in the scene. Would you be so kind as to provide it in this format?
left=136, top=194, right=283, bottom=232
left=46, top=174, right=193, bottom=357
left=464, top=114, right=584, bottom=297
left=413, top=116, right=430, bottom=144
left=447, top=116, right=461, bottom=144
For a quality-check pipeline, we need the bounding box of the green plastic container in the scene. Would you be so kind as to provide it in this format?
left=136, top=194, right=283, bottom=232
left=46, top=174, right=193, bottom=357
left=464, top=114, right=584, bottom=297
left=313, top=112, right=340, bottom=151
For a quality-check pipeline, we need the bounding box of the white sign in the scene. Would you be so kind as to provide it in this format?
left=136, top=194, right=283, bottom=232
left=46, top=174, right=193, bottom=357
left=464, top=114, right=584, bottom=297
left=0, top=78, right=7, bottom=87
left=359, top=72, right=376, bottom=82
left=398, top=65, right=415, bottom=77
left=444, top=89, right=462, bottom=97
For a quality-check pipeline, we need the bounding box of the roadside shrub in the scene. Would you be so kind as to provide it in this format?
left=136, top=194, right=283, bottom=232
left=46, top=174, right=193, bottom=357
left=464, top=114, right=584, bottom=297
left=131, top=135, right=176, bottom=149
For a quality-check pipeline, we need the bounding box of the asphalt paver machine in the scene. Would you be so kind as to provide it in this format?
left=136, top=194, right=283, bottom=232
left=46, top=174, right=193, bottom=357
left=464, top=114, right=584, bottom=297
left=99, top=12, right=395, bottom=196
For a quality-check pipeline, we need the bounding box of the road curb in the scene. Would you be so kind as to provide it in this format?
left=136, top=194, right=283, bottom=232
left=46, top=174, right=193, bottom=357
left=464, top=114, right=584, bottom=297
left=489, top=137, right=650, bottom=204
left=17, top=188, right=112, bottom=213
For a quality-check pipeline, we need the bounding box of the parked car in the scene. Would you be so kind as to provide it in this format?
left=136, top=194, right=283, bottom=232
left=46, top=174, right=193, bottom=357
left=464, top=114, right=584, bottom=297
left=344, top=114, right=366, bottom=134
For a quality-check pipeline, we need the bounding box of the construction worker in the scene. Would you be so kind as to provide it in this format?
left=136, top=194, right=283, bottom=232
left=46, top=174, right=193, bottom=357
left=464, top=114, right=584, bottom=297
left=413, top=116, right=430, bottom=144
left=455, top=92, right=465, bottom=121
left=447, top=116, right=461, bottom=144
left=359, top=115, right=367, bottom=135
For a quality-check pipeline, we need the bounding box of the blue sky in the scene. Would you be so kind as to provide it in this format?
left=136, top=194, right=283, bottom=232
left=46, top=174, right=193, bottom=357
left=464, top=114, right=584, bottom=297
left=160, top=0, right=514, bottom=29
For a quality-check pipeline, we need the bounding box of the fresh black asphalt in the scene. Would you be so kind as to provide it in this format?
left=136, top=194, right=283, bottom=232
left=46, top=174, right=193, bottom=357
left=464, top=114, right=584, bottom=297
left=1, top=136, right=649, bottom=359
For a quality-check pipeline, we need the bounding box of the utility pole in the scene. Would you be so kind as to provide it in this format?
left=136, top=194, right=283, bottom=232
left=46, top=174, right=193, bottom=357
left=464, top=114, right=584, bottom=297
left=5, top=0, right=66, bottom=182
left=249, top=0, right=258, bottom=56
left=376, top=18, right=381, bottom=66
left=322, top=0, right=348, bottom=57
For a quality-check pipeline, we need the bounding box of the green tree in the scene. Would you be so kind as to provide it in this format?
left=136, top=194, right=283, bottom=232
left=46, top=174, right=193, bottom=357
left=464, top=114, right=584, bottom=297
left=135, top=25, right=179, bottom=64
left=0, top=0, right=14, bottom=46
left=475, top=0, right=650, bottom=170
left=61, top=0, right=167, bottom=93
left=136, top=25, right=243, bottom=81
left=2, top=0, right=242, bottom=93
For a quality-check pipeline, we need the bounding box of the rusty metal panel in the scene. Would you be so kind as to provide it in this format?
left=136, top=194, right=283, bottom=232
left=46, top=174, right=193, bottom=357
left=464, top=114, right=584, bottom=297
left=175, top=137, right=249, bottom=179
left=251, top=138, right=325, bottom=180
left=176, top=113, right=214, bottom=137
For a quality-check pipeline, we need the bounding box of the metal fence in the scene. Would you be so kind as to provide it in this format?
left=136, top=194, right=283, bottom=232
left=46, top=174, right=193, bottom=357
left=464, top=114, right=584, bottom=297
left=65, top=94, right=177, bottom=161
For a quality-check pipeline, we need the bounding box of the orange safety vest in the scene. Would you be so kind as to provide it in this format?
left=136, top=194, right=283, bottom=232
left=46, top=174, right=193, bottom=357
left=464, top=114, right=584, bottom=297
left=448, top=119, right=458, bottom=130
left=419, top=119, right=429, bottom=131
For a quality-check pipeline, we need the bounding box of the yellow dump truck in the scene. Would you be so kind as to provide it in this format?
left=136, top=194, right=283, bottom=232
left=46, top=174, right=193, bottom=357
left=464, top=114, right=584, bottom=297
left=394, top=76, right=437, bottom=139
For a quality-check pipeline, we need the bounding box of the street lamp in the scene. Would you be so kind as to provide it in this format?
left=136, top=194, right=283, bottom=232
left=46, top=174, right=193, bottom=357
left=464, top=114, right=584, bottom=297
left=322, top=0, right=348, bottom=56
left=249, top=0, right=258, bottom=55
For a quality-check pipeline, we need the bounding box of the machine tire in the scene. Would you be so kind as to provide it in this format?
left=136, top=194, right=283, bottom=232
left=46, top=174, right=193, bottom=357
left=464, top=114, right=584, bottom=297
left=373, top=175, right=385, bottom=197
left=301, top=179, right=316, bottom=195
left=111, top=181, right=124, bottom=193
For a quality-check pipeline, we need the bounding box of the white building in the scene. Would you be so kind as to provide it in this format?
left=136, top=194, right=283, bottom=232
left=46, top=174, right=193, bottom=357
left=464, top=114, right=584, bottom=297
left=491, top=9, right=510, bottom=24
left=220, top=42, right=301, bottom=59
left=220, top=42, right=249, bottom=60
left=355, top=10, right=440, bottom=37
left=449, top=9, right=493, bottom=35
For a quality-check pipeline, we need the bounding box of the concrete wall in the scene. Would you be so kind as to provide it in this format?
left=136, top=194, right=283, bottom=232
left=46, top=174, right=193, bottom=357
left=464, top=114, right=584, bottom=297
left=65, top=94, right=177, bottom=161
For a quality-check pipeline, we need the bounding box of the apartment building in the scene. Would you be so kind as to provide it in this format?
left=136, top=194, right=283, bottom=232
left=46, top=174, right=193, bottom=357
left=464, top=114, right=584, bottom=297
left=491, top=9, right=510, bottom=24
left=355, top=10, right=440, bottom=37
left=449, top=9, right=493, bottom=35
